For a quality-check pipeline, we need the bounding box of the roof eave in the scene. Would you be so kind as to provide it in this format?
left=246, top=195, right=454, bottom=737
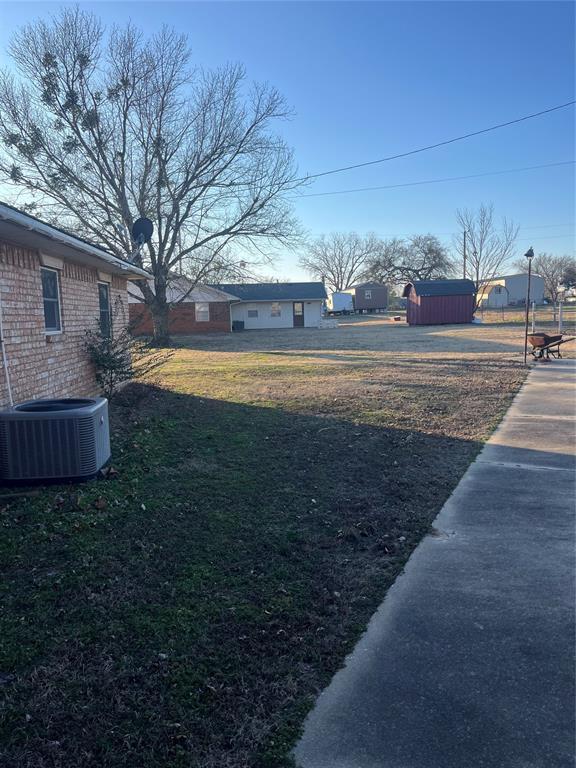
left=0, top=204, right=150, bottom=279
left=229, top=296, right=326, bottom=302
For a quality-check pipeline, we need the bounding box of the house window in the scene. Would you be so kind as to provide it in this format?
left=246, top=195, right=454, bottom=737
left=494, top=286, right=502, bottom=294
left=247, top=309, right=258, bottom=318
left=41, top=267, right=62, bottom=333
left=195, top=302, right=210, bottom=322
left=364, top=290, right=372, bottom=299
left=98, top=283, right=111, bottom=337
left=270, top=302, right=281, bottom=317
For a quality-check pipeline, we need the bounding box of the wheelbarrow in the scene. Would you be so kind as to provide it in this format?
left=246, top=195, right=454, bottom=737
left=528, top=333, right=576, bottom=360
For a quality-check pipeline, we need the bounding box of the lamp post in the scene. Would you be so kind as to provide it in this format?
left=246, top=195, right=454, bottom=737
left=523, top=247, right=534, bottom=365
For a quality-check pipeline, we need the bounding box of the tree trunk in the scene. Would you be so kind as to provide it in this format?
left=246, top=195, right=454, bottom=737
left=147, top=272, right=171, bottom=347
left=150, top=301, right=171, bottom=347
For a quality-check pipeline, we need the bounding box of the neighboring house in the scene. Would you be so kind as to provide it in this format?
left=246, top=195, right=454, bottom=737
left=129, top=279, right=234, bottom=334
left=477, top=282, right=509, bottom=308
left=402, top=279, right=476, bottom=325
left=0, top=202, right=149, bottom=409
left=215, top=282, right=327, bottom=330
left=342, top=282, right=388, bottom=312
left=129, top=280, right=328, bottom=333
left=479, top=273, right=545, bottom=305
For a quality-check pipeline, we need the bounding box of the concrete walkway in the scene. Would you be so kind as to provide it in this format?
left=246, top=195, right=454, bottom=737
left=295, top=359, right=576, bottom=768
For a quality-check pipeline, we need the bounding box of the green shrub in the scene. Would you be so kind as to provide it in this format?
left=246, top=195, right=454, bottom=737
left=84, top=308, right=172, bottom=400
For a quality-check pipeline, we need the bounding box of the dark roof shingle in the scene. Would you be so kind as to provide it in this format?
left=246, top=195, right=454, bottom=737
left=209, top=282, right=327, bottom=301
left=403, top=279, right=476, bottom=298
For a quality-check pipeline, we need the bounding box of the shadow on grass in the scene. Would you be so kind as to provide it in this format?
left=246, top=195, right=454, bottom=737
left=0, top=383, right=489, bottom=768
left=170, top=324, right=523, bottom=356
left=262, top=350, right=526, bottom=369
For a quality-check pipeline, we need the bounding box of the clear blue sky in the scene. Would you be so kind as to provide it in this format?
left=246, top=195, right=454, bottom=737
left=0, top=1, right=574, bottom=279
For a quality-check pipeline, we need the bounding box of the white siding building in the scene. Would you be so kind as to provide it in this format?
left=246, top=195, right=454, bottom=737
left=212, top=282, right=327, bottom=330
left=500, top=273, right=545, bottom=304
left=479, top=273, right=545, bottom=306
left=231, top=300, right=322, bottom=330
left=478, top=283, right=509, bottom=308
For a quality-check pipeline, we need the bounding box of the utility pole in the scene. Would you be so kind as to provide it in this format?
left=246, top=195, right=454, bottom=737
left=463, top=230, right=467, bottom=279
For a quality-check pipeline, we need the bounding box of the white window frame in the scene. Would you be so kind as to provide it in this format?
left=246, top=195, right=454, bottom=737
left=195, top=302, right=210, bottom=322
left=247, top=309, right=259, bottom=318
left=40, top=266, right=63, bottom=334
left=364, top=289, right=372, bottom=299
left=270, top=302, right=281, bottom=317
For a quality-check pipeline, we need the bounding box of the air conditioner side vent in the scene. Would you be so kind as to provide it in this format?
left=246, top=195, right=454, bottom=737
left=78, top=416, right=97, bottom=475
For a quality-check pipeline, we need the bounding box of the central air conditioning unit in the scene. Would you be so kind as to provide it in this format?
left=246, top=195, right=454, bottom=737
left=0, top=397, right=111, bottom=483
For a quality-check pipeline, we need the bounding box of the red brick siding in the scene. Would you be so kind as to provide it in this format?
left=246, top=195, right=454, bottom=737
left=129, top=302, right=231, bottom=335
left=0, top=239, right=129, bottom=408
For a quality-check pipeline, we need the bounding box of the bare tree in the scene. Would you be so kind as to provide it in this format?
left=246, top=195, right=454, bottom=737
left=396, top=234, right=454, bottom=282
left=454, top=204, right=518, bottom=307
left=363, top=234, right=453, bottom=285
left=512, top=253, right=576, bottom=304
left=299, top=232, right=380, bottom=292
left=0, top=9, right=302, bottom=344
left=364, top=237, right=406, bottom=284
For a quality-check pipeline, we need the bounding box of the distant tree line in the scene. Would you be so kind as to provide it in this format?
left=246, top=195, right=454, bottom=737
left=299, top=231, right=453, bottom=293
left=300, top=203, right=520, bottom=295
left=301, top=203, right=575, bottom=307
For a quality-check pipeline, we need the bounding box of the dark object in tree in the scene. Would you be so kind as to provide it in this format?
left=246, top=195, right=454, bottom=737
left=131, top=218, right=154, bottom=246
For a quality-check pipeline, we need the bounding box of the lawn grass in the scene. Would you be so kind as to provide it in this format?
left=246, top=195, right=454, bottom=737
left=0, top=324, right=527, bottom=767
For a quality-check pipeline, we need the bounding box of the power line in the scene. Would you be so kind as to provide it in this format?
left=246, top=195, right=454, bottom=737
left=516, top=233, right=576, bottom=242
left=296, top=100, right=576, bottom=183
left=518, top=223, right=575, bottom=230
left=294, top=160, right=575, bottom=198
left=305, top=224, right=574, bottom=240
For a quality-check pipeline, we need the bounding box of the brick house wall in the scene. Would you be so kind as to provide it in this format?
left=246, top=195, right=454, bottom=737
left=0, top=239, right=128, bottom=408
left=129, top=301, right=231, bottom=335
